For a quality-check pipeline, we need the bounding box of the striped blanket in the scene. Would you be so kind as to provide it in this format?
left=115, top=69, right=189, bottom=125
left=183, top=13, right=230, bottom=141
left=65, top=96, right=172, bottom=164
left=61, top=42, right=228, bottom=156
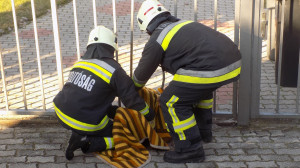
left=95, top=87, right=171, bottom=168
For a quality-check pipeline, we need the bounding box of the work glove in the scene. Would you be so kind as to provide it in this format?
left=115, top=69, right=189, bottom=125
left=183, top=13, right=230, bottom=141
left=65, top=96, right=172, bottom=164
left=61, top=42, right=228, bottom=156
left=107, top=105, right=119, bottom=119
left=144, top=107, right=155, bottom=120
left=144, top=108, right=156, bottom=129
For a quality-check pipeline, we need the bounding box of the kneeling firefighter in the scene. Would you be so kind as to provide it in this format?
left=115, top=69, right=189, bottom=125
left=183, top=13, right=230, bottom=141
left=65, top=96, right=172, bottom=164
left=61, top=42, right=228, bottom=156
left=53, top=26, right=155, bottom=160
left=133, top=0, right=242, bottom=163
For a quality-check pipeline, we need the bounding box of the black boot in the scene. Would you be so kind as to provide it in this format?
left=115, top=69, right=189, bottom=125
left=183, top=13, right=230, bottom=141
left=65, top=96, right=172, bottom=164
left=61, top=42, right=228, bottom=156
left=163, top=146, right=205, bottom=163
left=80, top=142, right=90, bottom=154
left=65, top=132, right=88, bottom=160
left=194, top=109, right=213, bottom=143
left=82, top=136, right=107, bottom=153
left=200, top=130, right=212, bottom=143
left=193, top=105, right=212, bottom=143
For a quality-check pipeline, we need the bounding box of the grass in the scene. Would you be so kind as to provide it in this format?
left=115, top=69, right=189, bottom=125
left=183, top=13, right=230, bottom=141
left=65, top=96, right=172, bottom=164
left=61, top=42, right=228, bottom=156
left=0, top=0, right=72, bottom=36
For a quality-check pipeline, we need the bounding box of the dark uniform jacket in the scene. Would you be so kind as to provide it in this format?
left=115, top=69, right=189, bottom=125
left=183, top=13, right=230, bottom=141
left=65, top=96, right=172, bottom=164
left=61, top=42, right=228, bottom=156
left=133, top=19, right=242, bottom=89
left=53, top=44, right=154, bottom=135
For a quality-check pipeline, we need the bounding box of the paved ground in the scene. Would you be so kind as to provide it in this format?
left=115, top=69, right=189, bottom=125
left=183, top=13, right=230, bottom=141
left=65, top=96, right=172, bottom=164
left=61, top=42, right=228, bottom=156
left=1, top=119, right=300, bottom=168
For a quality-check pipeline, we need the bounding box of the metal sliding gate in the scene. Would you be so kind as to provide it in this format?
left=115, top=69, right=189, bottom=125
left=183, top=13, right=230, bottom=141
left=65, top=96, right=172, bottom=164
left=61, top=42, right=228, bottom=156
left=238, top=0, right=300, bottom=125
left=0, top=0, right=299, bottom=125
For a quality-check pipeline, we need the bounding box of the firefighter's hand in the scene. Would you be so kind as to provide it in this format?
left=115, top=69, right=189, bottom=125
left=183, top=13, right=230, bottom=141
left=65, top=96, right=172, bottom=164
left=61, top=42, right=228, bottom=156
left=146, top=108, right=156, bottom=129
left=145, top=108, right=155, bottom=120
left=108, top=105, right=119, bottom=119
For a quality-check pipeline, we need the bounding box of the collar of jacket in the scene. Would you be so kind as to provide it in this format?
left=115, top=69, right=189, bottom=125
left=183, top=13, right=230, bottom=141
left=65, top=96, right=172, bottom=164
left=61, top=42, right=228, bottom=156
left=81, top=43, right=115, bottom=60
left=146, top=13, right=180, bottom=35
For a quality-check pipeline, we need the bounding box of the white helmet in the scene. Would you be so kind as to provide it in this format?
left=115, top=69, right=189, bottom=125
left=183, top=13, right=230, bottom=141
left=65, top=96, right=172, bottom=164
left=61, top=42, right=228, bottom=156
left=87, top=26, right=118, bottom=50
left=137, top=0, right=169, bottom=31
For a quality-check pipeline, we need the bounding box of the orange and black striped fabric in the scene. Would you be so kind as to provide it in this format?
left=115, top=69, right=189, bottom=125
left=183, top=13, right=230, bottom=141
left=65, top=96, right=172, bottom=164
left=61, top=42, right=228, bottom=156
left=138, top=87, right=172, bottom=143
left=95, top=87, right=171, bottom=168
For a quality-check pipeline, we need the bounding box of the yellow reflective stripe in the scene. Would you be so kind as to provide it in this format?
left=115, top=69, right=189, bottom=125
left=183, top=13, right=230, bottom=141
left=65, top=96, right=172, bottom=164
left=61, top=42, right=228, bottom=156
left=198, top=104, right=213, bottom=109
left=161, top=21, right=193, bottom=51
left=53, top=103, right=109, bottom=132
left=165, top=95, right=188, bottom=140
left=73, top=62, right=112, bottom=84
left=132, top=74, right=146, bottom=87
left=173, top=114, right=197, bottom=132
left=73, top=62, right=112, bottom=83
left=178, top=131, right=186, bottom=140
left=197, top=99, right=213, bottom=109
left=165, top=123, right=170, bottom=132
left=133, top=80, right=144, bottom=87
left=139, top=103, right=150, bottom=116
left=201, top=99, right=213, bottom=103
left=173, top=67, right=241, bottom=84
left=74, top=62, right=112, bottom=78
left=104, top=137, right=114, bottom=149
left=166, top=95, right=180, bottom=123
left=80, top=59, right=115, bottom=73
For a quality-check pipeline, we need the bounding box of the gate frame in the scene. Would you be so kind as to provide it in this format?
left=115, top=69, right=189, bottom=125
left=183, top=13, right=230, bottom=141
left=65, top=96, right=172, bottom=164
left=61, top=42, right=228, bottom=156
left=1, top=0, right=269, bottom=125
left=237, top=0, right=263, bottom=125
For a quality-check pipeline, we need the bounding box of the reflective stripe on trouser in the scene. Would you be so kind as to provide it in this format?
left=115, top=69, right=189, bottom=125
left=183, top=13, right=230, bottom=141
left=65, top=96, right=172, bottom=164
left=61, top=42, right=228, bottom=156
left=159, top=82, right=216, bottom=150
left=54, top=103, right=110, bottom=132
left=86, top=136, right=114, bottom=153
left=165, top=95, right=198, bottom=140
left=159, top=84, right=201, bottom=151
left=193, top=93, right=213, bottom=133
left=104, top=137, right=114, bottom=149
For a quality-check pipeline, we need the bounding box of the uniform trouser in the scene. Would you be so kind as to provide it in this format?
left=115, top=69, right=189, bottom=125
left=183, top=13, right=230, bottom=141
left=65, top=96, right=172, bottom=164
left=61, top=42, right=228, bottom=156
left=72, top=121, right=115, bottom=153
left=193, top=93, right=213, bottom=138
left=88, top=121, right=114, bottom=153
left=159, top=82, right=216, bottom=152
left=85, top=135, right=114, bottom=153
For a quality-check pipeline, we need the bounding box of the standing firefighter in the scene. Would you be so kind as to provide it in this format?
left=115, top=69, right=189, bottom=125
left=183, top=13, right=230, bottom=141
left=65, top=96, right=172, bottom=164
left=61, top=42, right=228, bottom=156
left=133, top=0, right=242, bottom=163
left=53, top=26, right=155, bottom=160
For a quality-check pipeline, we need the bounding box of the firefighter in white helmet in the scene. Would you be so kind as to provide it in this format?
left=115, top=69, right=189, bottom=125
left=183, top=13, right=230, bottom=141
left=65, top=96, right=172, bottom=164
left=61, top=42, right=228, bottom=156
left=53, top=26, right=155, bottom=160
left=133, top=0, right=242, bottom=163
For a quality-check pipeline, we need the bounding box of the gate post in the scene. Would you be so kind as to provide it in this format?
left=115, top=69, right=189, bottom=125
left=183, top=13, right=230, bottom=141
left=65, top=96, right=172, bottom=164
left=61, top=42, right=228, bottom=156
left=50, top=0, right=64, bottom=90
left=238, top=0, right=262, bottom=125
